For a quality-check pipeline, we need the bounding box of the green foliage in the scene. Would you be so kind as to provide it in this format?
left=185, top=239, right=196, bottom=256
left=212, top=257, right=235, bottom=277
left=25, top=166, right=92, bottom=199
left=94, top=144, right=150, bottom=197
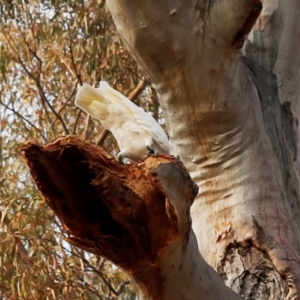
left=0, top=0, right=158, bottom=298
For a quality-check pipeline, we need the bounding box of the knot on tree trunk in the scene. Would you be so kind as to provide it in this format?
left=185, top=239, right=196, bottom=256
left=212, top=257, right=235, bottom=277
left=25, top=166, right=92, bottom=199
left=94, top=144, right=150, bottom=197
left=21, top=136, right=198, bottom=275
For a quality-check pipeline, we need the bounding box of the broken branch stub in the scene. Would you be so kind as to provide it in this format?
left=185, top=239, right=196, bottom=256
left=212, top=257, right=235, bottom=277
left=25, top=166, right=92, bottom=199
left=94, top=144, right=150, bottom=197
left=21, top=135, right=198, bottom=273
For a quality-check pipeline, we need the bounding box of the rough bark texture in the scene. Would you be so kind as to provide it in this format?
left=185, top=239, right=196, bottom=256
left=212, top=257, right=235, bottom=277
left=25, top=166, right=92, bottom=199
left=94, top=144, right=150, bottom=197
left=105, top=0, right=300, bottom=299
left=21, top=136, right=241, bottom=300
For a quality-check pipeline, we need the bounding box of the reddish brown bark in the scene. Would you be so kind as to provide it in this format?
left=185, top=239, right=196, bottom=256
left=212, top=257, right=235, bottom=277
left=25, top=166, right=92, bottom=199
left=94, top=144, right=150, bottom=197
left=21, top=136, right=197, bottom=299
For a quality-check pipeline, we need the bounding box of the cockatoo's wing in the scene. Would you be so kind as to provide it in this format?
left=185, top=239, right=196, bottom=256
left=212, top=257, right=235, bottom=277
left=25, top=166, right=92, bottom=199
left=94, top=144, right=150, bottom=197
left=98, top=81, right=139, bottom=115
left=134, top=112, right=169, bottom=152
left=75, top=83, right=133, bottom=130
left=98, top=81, right=169, bottom=152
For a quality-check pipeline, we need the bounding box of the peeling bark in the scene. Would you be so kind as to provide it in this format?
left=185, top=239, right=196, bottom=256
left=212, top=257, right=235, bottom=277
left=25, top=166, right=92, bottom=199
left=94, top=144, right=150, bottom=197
left=218, top=241, right=286, bottom=299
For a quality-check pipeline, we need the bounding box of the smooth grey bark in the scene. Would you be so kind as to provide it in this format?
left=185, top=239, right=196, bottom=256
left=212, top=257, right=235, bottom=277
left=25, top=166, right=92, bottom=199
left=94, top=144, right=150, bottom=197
left=244, top=0, right=300, bottom=231
left=105, top=0, right=300, bottom=299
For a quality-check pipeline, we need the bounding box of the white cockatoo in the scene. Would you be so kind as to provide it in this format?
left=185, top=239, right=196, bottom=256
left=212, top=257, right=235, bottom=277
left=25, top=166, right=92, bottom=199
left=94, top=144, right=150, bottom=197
left=75, top=81, right=170, bottom=162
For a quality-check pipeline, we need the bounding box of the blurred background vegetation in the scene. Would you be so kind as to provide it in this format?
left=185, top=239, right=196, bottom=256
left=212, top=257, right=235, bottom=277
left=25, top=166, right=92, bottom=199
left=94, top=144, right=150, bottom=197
left=0, top=0, right=162, bottom=298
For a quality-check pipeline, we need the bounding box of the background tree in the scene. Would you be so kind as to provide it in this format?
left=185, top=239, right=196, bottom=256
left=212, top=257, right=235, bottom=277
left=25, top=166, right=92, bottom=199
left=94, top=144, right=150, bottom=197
left=2, top=0, right=300, bottom=299
left=0, top=0, right=157, bottom=298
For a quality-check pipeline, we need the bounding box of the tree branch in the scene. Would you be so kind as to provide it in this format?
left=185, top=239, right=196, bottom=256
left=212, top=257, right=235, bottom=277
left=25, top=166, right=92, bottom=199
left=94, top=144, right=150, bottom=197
left=3, top=25, right=70, bottom=136
left=69, top=43, right=83, bottom=86
left=21, top=136, right=241, bottom=299
left=73, top=247, right=120, bottom=297
left=72, top=111, right=82, bottom=135
left=127, top=78, right=147, bottom=100
left=0, top=100, right=47, bottom=141
left=54, top=83, right=78, bottom=120
left=96, top=129, right=110, bottom=146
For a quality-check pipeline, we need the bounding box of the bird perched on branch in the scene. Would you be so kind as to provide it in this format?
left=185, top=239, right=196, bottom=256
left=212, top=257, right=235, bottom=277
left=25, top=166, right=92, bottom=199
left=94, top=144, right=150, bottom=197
left=75, top=81, right=170, bottom=163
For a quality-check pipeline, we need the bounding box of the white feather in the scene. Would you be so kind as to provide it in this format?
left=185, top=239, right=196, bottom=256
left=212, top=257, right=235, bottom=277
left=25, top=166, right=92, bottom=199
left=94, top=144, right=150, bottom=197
left=75, top=82, right=170, bottom=162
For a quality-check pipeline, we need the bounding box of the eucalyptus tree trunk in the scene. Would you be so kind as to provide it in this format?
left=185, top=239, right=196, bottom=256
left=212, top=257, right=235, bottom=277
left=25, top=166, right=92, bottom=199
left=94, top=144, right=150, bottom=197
left=104, top=0, right=300, bottom=299
left=22, top=1, right=300, bottom=299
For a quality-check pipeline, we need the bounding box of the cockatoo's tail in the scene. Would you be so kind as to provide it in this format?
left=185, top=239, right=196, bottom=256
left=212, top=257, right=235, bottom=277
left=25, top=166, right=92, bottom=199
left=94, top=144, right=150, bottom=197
left=75, top=82, right=170, bottom=162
